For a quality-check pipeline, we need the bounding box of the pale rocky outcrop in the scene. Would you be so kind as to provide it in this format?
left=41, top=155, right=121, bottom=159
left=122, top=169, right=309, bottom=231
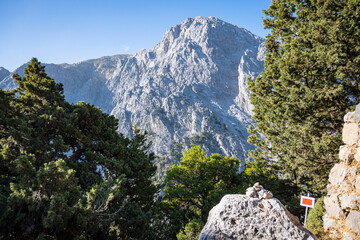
left=199, top=184, right=315, bottom=240
left=323, top=105, right=360, bottom=240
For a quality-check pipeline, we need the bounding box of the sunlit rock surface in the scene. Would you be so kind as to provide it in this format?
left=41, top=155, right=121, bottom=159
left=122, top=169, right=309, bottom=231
left=0, top=17, right=265, bottom=169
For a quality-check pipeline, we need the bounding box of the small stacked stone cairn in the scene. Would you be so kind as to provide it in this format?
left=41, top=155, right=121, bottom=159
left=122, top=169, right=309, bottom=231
left=246, top=182, right=273, bottom=199
left=323, top=105, right=360, bottom=240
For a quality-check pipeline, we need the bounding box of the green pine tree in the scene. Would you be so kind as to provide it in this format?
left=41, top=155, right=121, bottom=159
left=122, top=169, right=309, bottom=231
left=161, top=146, right=243, bottom=239
left=248, top=0, right=360, bottom=194
left=0, top=58, right=158, bottom=239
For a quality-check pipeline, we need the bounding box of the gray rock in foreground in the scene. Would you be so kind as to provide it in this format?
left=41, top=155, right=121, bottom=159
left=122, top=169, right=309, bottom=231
left=199, top=194, right=315, bottom=240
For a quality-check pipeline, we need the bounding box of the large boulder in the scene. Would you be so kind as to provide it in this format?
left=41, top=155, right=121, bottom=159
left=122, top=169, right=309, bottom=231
left=199, top=193, right=315, bottom=240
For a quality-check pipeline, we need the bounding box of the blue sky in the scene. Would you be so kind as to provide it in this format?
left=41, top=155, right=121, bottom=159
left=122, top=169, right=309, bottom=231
left=0, top=0, right=271, bottom=71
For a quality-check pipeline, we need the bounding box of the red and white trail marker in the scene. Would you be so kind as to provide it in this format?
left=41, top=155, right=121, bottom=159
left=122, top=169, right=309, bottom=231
left=300, top=194, right=315, bottom=225
left=300, top=196, right=315, bottom=208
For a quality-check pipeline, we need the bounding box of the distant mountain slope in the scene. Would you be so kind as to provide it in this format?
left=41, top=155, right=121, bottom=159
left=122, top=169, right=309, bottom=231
left=0, top=67, right=10, bottom=82
left=0, top=17, right=264, bottom=176
left=0, top=55, right=130, bottom=113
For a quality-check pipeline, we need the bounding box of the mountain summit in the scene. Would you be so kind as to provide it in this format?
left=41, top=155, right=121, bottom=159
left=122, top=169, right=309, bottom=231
left=0, top=17, right=265, bottom=175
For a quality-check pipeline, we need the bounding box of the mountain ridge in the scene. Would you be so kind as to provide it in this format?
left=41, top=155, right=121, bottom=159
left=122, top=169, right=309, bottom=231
left=0, top=17, right=264, bottom=175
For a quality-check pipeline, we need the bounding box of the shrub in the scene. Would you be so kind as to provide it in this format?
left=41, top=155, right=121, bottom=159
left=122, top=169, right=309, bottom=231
left=176, top=219, right=204, bottom=240
left=305, top=196, right=326, bottom=237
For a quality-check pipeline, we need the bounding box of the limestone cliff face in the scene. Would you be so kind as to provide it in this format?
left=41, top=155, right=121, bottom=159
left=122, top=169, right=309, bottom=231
left=200, top=185, right=315, bottom=240
left=323, top=105, right=360, bottom=240
left=0, top=17, right=264, bottom=169
left=0, top=67, right=9, bottom=82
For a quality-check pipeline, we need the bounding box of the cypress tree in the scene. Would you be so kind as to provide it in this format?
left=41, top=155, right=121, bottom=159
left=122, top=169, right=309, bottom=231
left=248, top=0, right=360, bottom=194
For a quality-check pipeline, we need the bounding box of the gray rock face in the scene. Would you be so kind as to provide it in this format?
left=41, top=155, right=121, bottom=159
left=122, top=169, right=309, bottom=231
left=0, top=17, right=265, bottom=169
left=328, top=163, right=348, bottom=186
left=345, top=211, right=360, bottom=235
left=339, top=193, right=359, bottom=210
left=354, top=104, right=360, bottom=121
left=324, top=195, right=344, bottom=219
left=339, top=145, right=354, bottom=164
left=0, top=67, right=10, bottom=82
left=199, top=194, right=315, bottom=240
left=0, top=55, right=129, bottom=113
left=343, top=232, right=356, bottom=240
left=323, top=216, right=338, bottom=230
left=342, top=123, right=360, bottom=146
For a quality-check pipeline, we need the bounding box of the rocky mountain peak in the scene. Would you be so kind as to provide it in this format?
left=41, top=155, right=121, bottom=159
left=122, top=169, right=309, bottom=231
left=0, top=17, right=265, bottom=179
left=157, top=17, right=264, bottom=60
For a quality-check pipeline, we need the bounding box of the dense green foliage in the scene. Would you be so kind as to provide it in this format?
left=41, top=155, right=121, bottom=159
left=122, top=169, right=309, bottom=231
left=161, top=146, right=243, bottom=239
left=176, top=219, right=204, bottom=240
left=248, top=0, right=360, bottom=194
left=0, top=59, right=302, bottom=240
left=0, top=58, right=158, bottom=239
left=305, top=196, right=325, bottom=237
left=156, top=148, right=304, bottom=239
